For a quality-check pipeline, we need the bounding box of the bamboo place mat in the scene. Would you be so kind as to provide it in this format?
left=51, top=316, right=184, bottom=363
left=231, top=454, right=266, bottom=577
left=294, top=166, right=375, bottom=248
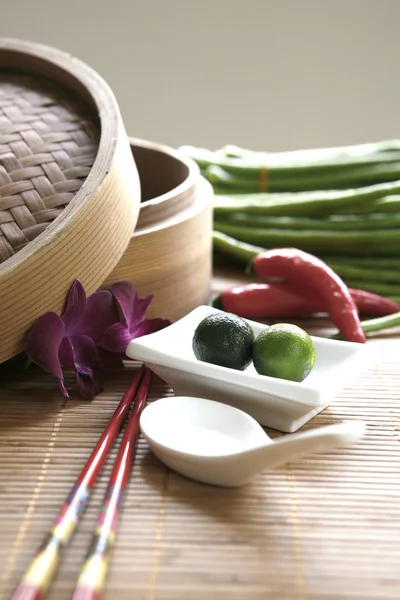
left=1, top=269, right=400, bottom=600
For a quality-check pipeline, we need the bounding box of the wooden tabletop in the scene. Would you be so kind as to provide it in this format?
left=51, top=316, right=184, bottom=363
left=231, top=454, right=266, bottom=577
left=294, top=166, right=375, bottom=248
left=1, top=268, right=400, bottom=600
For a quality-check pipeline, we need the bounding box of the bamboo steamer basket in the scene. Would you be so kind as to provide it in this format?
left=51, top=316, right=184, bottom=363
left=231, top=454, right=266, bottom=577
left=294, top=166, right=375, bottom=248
left=103, top=138, right=213, bottom=321
left=0, top=39, right=141, bottom=364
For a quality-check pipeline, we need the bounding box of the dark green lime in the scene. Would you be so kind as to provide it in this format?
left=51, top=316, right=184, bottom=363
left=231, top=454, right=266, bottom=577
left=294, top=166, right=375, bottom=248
left=192, top=312, right=254, bottom=370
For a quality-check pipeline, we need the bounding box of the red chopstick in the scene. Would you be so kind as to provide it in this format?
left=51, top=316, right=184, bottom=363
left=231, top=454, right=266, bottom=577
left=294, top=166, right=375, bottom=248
left=71, top=367, right=152, bottom=600
left=10, top=365, right=146, bottom=600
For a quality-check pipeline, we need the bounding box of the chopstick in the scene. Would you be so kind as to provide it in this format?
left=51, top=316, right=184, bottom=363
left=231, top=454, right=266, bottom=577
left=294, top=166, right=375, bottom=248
left=71, top=366, right=152, bottom=600
left=10, top=365, right=147, bottom=600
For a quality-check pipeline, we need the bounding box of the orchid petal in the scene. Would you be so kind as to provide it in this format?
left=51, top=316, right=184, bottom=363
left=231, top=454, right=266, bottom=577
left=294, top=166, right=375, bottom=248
left=98, top=322, right=132, bottom=354
left=111, top=281, right=137, bottom=326
left=129, top=294, right=154, bottom=328
left=25, top=312, right=65, bottom=380
left=69, top=334, right=99, bottom=375
left=76, top=368, right=103, bottom=399
left=132, top=317, right=171, bottom=338
left=59, top=337, right=75, bottom=370
left=59, top=379, right=70, bottom=398
left=76, top=358, right=103, bottom=400
left=70, top=334, right=104, bottom=399
left=112, top=282, right=153, bottom=328
left=78, top=290, right=119, bottom=342
left=62, top=280, right=87, bottom=333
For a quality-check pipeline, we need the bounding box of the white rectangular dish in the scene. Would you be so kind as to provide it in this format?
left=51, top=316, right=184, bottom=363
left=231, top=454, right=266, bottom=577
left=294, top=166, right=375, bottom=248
left=126, top=305, right=374, bottom=432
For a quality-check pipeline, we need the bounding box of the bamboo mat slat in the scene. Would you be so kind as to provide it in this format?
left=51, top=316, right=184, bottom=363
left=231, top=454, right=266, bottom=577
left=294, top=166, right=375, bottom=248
left=1, top=271, right=400, bottom=600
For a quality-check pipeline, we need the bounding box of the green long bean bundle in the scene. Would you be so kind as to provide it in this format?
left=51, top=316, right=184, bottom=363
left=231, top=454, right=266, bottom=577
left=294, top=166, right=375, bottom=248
left=181, top=140, right=400, bottom=297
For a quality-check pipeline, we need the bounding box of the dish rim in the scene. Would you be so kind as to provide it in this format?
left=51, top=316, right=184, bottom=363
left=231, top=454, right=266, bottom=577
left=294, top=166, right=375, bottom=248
left=127, top=305, right=371, bottom=408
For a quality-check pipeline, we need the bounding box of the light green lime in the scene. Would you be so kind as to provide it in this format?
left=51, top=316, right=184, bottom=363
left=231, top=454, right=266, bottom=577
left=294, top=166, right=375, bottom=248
left=253, top=323, right=315, bottom=382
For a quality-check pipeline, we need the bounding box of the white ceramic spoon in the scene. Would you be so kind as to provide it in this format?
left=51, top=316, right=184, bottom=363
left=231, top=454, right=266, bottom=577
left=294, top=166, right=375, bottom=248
left=140, top=396, right=366, bottom=487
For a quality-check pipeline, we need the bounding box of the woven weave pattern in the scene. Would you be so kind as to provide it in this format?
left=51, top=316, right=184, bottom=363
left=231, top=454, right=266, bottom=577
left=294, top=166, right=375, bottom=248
left=0, top=73, right=100, bottom=263
left=1, top=341, right=400, bottom=600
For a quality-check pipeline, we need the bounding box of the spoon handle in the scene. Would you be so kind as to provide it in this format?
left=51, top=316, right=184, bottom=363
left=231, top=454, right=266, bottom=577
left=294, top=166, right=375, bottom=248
left=272, top=420, right=365, bottom=464
left=246, top=420, right=365, bottom=473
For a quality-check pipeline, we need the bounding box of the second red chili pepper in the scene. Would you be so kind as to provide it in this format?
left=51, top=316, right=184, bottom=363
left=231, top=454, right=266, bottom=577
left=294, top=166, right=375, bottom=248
left=214, top=282, right=400, bottom=320
left=252, top=248, right=366, bottom=343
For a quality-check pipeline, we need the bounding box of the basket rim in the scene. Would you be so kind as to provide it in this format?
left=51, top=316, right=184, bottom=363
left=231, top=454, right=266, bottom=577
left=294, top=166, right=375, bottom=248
left=0, top=37, right=120, bottom=275
left=130, top=136, right=199, bottom=208
left=130, top=136, right=200, bottom=231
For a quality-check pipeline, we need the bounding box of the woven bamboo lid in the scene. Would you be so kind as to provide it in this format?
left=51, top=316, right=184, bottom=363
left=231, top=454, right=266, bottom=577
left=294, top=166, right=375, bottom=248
left=0, top=39, right=141, bottom=364
left=0, top=72, right=100, bottom=261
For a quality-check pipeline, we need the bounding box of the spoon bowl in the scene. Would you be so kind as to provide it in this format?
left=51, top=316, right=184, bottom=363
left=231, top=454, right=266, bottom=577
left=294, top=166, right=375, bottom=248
left=140, top=396, right=366, bottom=487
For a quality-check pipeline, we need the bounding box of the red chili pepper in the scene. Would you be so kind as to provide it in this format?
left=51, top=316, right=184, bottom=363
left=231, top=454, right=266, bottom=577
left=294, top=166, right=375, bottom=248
left=277, top=281, right=400, bottom=317
left=347, top=289, right=400, bottom=317
left=253, top=248, right=366, bottom=343
left=214, top=282, right=400, bottom=320
left=213, top=283, right=321, bottom=318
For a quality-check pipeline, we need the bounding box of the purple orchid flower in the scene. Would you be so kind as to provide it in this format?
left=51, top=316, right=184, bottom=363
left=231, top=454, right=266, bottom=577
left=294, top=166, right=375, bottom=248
left=99, top=281, right=171, bottom=354
left=26, top=280, right=119, bottom=399
left=25, top=279, right=170, bottom=400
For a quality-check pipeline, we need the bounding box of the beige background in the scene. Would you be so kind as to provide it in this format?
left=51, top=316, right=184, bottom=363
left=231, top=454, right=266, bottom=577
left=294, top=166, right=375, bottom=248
left=0, top=0, right=399, bottom=152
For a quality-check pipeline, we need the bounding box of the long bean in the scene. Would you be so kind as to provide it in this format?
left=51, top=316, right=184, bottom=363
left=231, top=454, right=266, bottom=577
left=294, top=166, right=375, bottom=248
left=213, top=231, right=261, bottom=262
left=213, top=231, right=399, bottom=270
left=214, top=194, right=400, bottom=215
left=338, top=280, right=400, bottom=297
left=325, top=262, right=399, bottom=284
left=213, top=180, right=400, bottom=217
left=214, top=222, right=400, bottom=255
left=334, top=195, right=400, bottom=214
left=221, top=212, right=400, bottom=231
left=215, top=140, right=400, bottom=163
left=204, top=162, right=400, bottom=193
left=331, top=311, right=400, bottom=339
left=321, top=256, right=399, bottom=269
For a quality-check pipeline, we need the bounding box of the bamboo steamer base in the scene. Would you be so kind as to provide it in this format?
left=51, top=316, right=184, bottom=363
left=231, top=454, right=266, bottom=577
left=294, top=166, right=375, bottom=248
left=104, top=177, right=213, bottom=321
left=103, top=139, right=213, bottom=321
